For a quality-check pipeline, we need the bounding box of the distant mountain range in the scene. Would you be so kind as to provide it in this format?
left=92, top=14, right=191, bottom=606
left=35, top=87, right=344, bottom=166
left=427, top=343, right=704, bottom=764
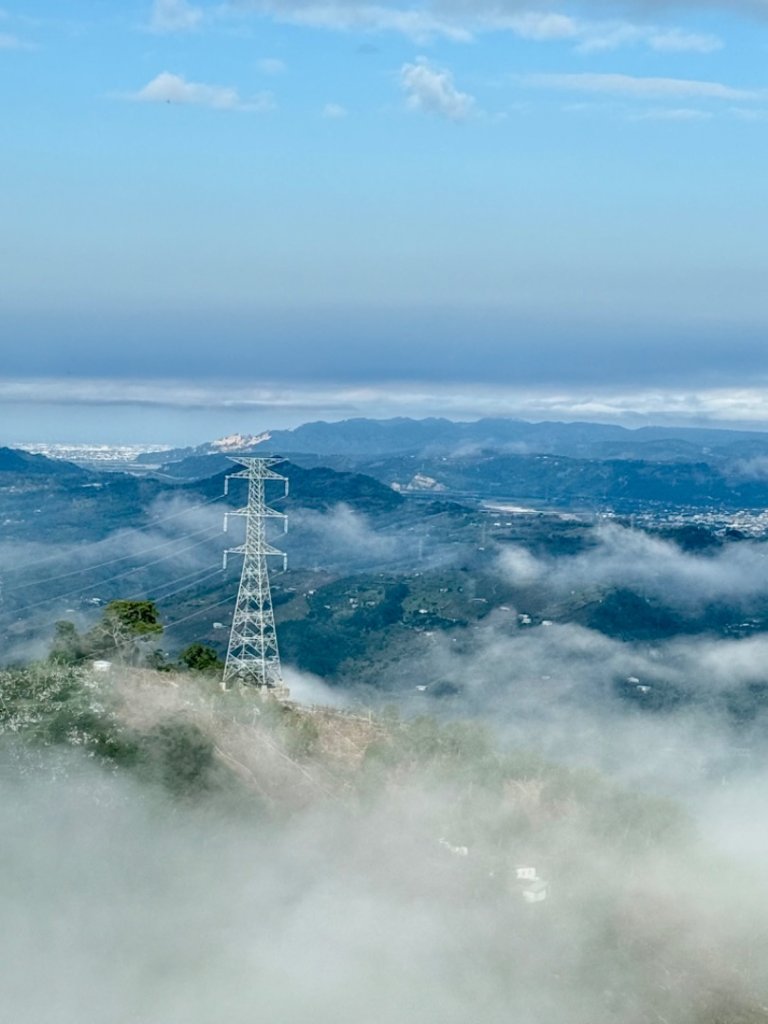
left=129, top=417, right=768, bottom=512
left=136, top=416, right=768, bottom=469
left=11, top=411, right=768, bottom=524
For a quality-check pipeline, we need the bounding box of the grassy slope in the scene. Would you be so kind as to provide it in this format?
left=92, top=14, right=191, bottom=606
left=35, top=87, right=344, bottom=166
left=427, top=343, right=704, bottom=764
left=2, top=663, right=768, bottom=1023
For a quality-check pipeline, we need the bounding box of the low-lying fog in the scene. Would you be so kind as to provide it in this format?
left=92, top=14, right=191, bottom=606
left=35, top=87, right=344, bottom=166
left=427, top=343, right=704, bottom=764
left=3, top=730, right=768, bottom=1024
left=5, top=511, right=768, bottom=1023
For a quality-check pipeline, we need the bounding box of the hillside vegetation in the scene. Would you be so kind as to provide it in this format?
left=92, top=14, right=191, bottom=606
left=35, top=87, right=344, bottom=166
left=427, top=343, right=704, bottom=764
left=2, top=662, right=768, bottom=1023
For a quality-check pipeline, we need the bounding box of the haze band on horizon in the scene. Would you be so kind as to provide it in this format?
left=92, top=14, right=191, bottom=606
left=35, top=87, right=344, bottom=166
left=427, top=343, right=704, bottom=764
left=2, top=0, right=768, bottom=442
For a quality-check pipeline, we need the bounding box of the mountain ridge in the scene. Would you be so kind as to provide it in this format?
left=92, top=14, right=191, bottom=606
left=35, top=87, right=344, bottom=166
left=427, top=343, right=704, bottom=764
left=136, top=416, right=768, bottom=469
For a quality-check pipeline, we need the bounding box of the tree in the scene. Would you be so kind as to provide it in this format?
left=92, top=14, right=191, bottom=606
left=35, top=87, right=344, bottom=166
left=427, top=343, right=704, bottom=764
left=86, top=600, right=163, bottom=664
left=49, top=620, right=85, bottom=665
left=179, top=643, right=224, bottom=674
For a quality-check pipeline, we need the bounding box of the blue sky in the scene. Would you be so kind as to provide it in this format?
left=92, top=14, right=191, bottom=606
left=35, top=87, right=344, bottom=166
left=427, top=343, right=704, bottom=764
left=3, top=0, right=768, bottom=442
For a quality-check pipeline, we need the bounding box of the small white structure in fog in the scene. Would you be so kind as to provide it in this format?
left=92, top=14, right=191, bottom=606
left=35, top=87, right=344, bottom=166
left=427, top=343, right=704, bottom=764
left=438, top=837, right=469, bottom=857
left=92, top=660, right=112, bottom=673
left=522, top=878, right=548, bottom=904
left=514, top=866, right=548, bottom=903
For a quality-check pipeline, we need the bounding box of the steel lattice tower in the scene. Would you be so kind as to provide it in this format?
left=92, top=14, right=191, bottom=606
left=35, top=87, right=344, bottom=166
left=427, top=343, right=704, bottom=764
left=222, top=456, right=289, bottom=693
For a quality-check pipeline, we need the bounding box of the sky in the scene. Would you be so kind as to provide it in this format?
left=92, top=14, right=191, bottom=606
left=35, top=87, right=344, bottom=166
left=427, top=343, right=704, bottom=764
left=3, top=0, right=768, bottom=442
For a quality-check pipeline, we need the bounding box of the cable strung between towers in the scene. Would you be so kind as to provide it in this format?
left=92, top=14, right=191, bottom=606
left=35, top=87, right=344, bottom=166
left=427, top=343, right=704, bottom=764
left=222, top=456, right=289, bottom=697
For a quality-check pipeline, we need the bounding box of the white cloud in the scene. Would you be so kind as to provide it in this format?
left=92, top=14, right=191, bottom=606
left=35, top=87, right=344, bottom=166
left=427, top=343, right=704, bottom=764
left=225, top=1, right=724, bottom=52
left=522, top=73, right=758, bottom=101
left=0, top=31, right=24, bottom=49
left=11, top=378, right=768, bottom=431
left=470, top=10, right=721, bottom=53
left=497, top=523, right=768, bottom=612
left=489, top=11, right=579, bottom=40
left=283, top=4, right=472, bottom=41
left=729, top=106, right=768, bottom=121
left=129, top=72, right=274, bottom=112
left=574, top=23, right=722, bottom=53
left=400, top=58, right=475, bottom=121
left=257, top=57, right=286, bottom=74
left=582, top=0, right=768, bottom=15
left=149, top=0, right=204, bottom=32
left=322, top=102, right=348, bottom=118
left=632, top=107, right=713, bottom=122
left=647, top=27, right=722, bottom=53
left=281, top=666, right=351, bottom=707
left=290, top=504, right=403, bottom=568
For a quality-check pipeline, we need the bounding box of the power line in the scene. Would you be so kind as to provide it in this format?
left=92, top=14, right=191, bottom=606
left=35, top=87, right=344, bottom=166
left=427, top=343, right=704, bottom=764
left=4, top=524, right=220, bottom=595
left=1, top=479, right=276, bottom=653
left=139, top=564, right=221, bottom=598
left=4, top=492, right=227, bottom=575
left=8, top=565, right=228, bottom=648
left=8, top=533, right=222, bottom=615
left=147, top=566, right=224, bottom=605
left=163, top=594, right=234, bottom=633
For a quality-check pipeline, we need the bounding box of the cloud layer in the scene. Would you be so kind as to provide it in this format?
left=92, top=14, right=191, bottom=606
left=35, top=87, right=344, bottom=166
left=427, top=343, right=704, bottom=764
left=523, top=72, right=758, bottom=101
left=212, top=0, right=744, bottom=46
left=400, top=58, right=475, bottom=120
left=130, top=71, right=274, bottom=111
left=8, top=379, right=768, bottom=431
left=149, top=0, right=204, bottom=33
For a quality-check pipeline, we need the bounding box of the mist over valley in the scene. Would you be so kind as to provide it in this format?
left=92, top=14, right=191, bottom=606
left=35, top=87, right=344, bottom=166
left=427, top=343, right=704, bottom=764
left=3, top=416, right=768, bottom=1021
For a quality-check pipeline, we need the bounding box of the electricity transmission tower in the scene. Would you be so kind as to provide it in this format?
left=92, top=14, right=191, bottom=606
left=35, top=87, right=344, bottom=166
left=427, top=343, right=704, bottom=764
left=222, top=456, right=289, bottom=695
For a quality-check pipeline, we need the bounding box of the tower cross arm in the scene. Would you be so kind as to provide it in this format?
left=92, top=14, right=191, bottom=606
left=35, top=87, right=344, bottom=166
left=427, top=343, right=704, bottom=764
left=225, top=541, right=286, bottom=558
left=226, top=455, right=285, bottom=474
left=225, top=505, right=286, bottom=518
